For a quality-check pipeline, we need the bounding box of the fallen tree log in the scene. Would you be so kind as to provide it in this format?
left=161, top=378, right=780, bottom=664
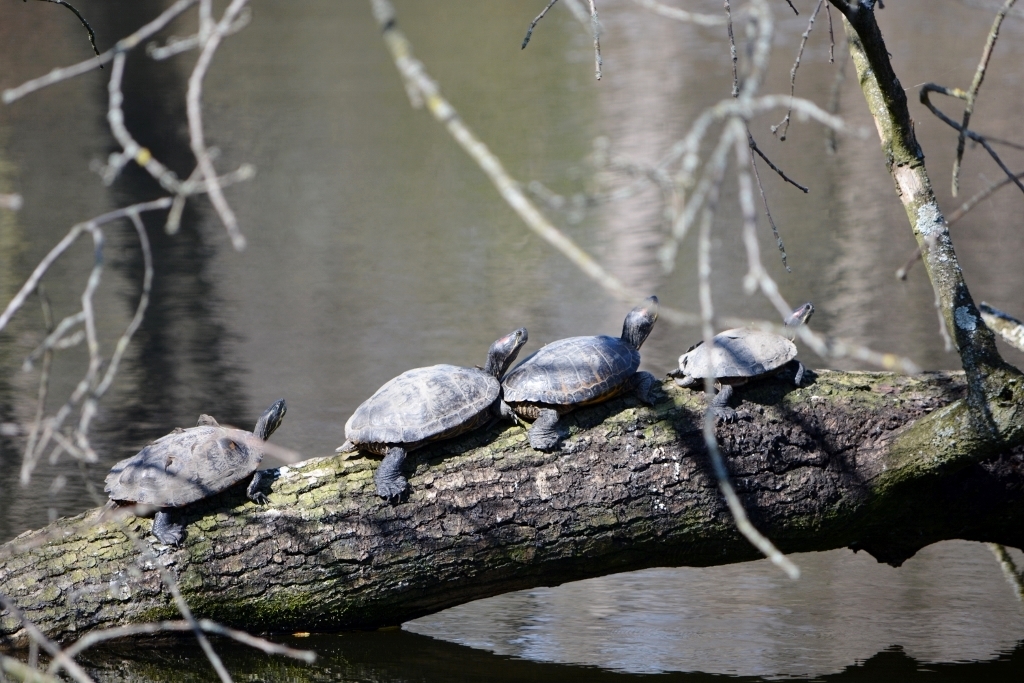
left=1, top=370, right=1023, bottom=647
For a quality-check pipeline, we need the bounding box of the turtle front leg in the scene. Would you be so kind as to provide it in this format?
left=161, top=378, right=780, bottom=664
left=528, top=408, right=563, bottom=451
left=631, top=371, right=658, bottom=405
left=247, top=470, right=271, bottom=505
left=793, top=360, right=806, bottom=387
left=374, top=446, right=408, bottom=500
left=709, top=384, right=738, bottom=423
left=152, top=510, right=185, bottom=546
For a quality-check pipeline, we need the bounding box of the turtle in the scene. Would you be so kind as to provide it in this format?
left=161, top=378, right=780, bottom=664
left=337, top=327, right=529, bottom=500
left=500, top=296, right=660, bottom=451
left=670, top=302, right=814, bottom=422
left=104, top=399, right=287, bottom=546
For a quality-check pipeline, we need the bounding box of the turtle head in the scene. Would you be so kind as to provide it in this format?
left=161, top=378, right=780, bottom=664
left=485, top=327, right=529, bottom=379
left=621, top=296, right=659, bottom=349
left=785, top=302, right=814, bottom=328
left=254, top=399, right=287, bottom=441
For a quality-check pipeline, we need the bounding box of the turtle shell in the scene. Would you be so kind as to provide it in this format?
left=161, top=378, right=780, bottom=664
left=501, top=335, right=640, bottom=406
left=105, top=425, right=266, bottom=508
left=678, top=327, right=797, bottom=381
left=345, top=364, right=499, bottom=447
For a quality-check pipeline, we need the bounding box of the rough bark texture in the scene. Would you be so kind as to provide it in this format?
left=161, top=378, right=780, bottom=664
left=2, top=372, right=1024, bottom=648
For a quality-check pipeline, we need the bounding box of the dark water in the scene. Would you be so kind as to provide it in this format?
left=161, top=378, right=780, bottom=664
left=2, top=0, right=1024, bottom=679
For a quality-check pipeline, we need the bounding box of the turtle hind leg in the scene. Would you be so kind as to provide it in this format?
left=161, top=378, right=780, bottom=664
left=374, top=446, right=409, bottom=500
left=710, top=384, right=738, bottom=423
left=247, top=470, right=271, bottom=505
left=528, top=408, right=563, bottom=451
left=631, top=371, right=658, bottom=405
left=152, top=511, right=185, bottom=546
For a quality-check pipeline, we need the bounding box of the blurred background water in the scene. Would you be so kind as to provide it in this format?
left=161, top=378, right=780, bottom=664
left=2, top=0, right=1024, bottom=680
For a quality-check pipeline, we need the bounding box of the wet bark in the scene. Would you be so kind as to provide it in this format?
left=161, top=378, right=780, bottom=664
left=2, top=372, right=1023, bottom=648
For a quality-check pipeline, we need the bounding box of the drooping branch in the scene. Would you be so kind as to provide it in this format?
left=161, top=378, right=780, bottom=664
left=2, top=372, right=1024, bottom=647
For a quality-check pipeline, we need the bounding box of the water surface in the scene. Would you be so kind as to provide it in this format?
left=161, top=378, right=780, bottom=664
left=2, top=0, right=1024, bottom=679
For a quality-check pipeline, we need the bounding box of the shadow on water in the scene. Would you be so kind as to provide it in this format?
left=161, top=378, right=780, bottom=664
left=76, top=630, right=1024, bottom=682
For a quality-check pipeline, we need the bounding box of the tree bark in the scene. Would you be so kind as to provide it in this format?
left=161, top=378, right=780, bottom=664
left=2, top=372, right=1024, bottom=648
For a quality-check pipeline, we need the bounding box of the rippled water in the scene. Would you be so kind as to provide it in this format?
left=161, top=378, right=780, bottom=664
left=2, top=0, right=1024, bottom=679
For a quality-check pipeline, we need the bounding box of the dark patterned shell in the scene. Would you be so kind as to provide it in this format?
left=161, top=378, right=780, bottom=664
left=105, top=426, right=265, bottom=508
left=501, top=335, right=640, bottom=405
left=679, top=327, right=797, bottom=380
left=345, top=365, right=499, bottom=446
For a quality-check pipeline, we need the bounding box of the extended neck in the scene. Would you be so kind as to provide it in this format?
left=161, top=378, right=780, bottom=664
left=254, top=399, right=287, bottom=440
left=484, top=328, right=528, bottom=378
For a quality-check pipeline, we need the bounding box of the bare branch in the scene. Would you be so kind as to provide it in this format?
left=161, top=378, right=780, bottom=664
left=35, top=0, right=101, bottom=62
left=146, top=7, right=252, bottom=60
left=587, top=0, right=603, bottom=80
left=55, top=620, right=316, bottom=665
left=631, top=0, right=726, bottom=26
left=747, top=139, right=791, bottom=271
left=0, top=595, right=94, bottom=683
left=919, top=84, right=1024, bottom=195
left=2, top=0, right=199, bottom=104
left=772, top=0, right=824, bottom=141
left=951, top=0, right=1018, bottom=196
left=979, top=303, right=1024, bottom=353
left=748, top=133, right=809, bottom=192
left=522, top=0, right=561, bottom=49
left=725, top=0, right=739, bottom=97
left=186, top=0, right=251, bottom=251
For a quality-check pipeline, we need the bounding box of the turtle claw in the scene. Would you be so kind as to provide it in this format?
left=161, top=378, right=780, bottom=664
left=152, top=511, right=184, bottom=546
left=375, top=475, right=408, bottom=500
left=713, top=406, right=738, bottom=424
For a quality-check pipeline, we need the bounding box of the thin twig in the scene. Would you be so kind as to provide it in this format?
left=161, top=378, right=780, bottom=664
left=1, top=654, right=63, bottom=683
left=587, top=0, right=602, bottom=80
left=22, top=289, right=55, bottom=486
left=694, top=120, right=800, bottom=580
left=1, top=200, right=172, bottom=483
left=748, top=139, right=791, bottom=271
left=631, top=0, right=726, bottom=26
left=186, top=0, right=251, bottom=251
left=3, top=0, right=199, bottom=104
left=522, top=0, right=560, bottom=49
left=951, top=0, right=1018, bottom=196
left=56, top=620, right=317, bottom=665
left=367, top=0, right=917, bottom=380
left=826, top=2, right=835, bottom=63
left=146, top=7, right=251, bottom=60
left=825, top=32, right=849, bottom=154
left=725, top=0, right=739, bottom=96
left=748, top=133, right=809, bottom=192
left=36, top=0, right=101, bottom=63
left=772, top=0, right=824, bottom=141
left=920, top=83, right=1024, bottom=195
left=0, top=595, right=95, bottom=683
